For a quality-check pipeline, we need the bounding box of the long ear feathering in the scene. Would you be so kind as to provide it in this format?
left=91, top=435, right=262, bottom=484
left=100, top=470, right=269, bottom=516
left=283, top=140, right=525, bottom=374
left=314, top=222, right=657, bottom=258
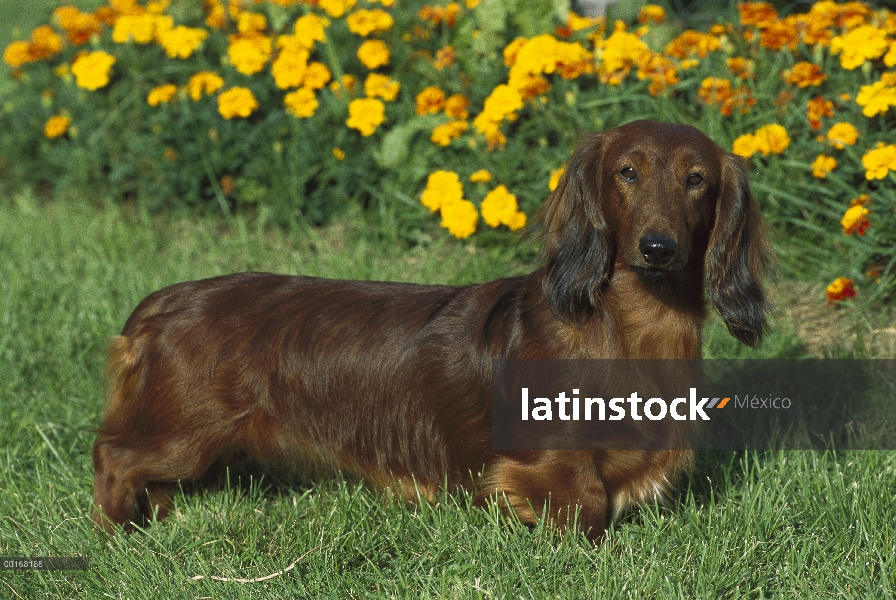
left=537, top=133, right=614, bottom=324
left=706, top=154, right=774, bottom=347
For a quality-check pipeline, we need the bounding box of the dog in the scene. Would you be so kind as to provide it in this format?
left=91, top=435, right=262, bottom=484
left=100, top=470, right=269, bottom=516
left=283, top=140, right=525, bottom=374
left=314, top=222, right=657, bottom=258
left=92, top=120, right=770, bottom=540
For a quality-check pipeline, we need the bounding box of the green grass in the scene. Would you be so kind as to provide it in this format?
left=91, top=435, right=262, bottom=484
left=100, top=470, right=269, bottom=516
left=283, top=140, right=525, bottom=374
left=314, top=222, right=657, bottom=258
left=1, top=195, right=894, bottom=598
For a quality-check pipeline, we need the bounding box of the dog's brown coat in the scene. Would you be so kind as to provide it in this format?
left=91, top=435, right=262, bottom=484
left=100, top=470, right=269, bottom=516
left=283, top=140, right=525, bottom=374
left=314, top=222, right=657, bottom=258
left=93, top=120, right=770, bottom=539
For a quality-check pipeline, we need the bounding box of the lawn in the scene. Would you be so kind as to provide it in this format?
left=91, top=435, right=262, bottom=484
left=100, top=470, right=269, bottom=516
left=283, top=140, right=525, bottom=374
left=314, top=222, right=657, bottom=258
left=0, top=193, right=894, bottom=598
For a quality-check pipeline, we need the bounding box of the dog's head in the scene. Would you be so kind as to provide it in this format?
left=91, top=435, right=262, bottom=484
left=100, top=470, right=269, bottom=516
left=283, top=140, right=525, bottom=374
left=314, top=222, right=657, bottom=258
left=539, top=119, right=772, bottom=346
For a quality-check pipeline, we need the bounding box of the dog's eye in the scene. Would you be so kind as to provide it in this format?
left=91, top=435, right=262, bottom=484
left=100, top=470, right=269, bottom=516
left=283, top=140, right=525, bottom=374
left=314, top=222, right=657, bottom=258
left=687, top=173, right=704, bottom=186
left=619, top=167, right=637, bottom=182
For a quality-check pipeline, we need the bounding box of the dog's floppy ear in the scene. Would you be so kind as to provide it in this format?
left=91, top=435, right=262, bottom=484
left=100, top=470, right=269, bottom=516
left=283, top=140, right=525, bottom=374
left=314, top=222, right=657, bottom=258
left=706, top=154, right=773, bottom=347
left=538, top=132, right=614, bottom=324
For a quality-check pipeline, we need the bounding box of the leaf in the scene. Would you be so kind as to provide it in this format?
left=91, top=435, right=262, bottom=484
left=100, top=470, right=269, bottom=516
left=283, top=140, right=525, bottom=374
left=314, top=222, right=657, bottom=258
left=373, top=115, right=443, bottom=169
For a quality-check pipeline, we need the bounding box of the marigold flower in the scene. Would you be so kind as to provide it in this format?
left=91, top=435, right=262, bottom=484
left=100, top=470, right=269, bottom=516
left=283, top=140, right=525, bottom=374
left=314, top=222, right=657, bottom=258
left=841, top=204, right=869, bottom=236
left=480, top=84, right=522, bottom=119
left=237, top=12, right=266, bottom=34
left=856, top=76, right=896, bottom=118
left=434, top=46, right=457, bottom=70
left=284, top=87, right=318, bottom=118
left=419, top=3, right=461, bottom=27
left=357, top=39, right=389, bottom=69
left=783, top=62, right=826, bottom=87
left=44, top=115, right=71, bottom=139
left=333, top=147, right=345, bottom=160
left=753, top=124, right=790, bottom=155
left=319, top=0, right=356, bottom=18
left=71, top=51, right=116, bottom=90
left=158, top=26, right=208, bottom=59
left=596, top=31, right=649, bottom=83
left=732, top=134, right=757, bottom=158
left=726, top=57, right=753, bottom=79
left=811, top=155, right=837, bottom=178
left=826, top=277, right=856, bottom=304
left=421, top=170, right=463, bottom=212
left=218, top=87, right=258, bottom=119
left=3, top=41, right=33, bottom=68
left=272, top=47, right=309, bottom=89
left=29, top=25, right=64, bottom=61
left=861, top=143, right=896, bottom=180
left=469, top=169, right=491, bottom=183
left=830, top=25, right=888, bottom=70
left=481, top=184, right=525, bottom=230
left=303, top=62, right=331, bottom=89
left=440, top=199, right=478, bottom=239
left=228, top=35, right=272, bottom=75
left=415, top=86, right=445, bottom=115
left=444, top=94, right=470, bottom=119
left=638, top=5, right=665, bottom=24
left=147, top=83, right=178, bottom=106
left=346, top=9, right=393, bottom=36
left=293, top=13, right=329, bottom=49
left=186, top=71, right=224, bottom=100
left=346, top=98, right=385, bottom=136
left=665, top=30, right=720, bottom=59
left=739, top=2, right=778, bottom=28
left=112, top=14, right=166, bottom=44
left=503, top=37, right=527, bottom=67
left=698, top=77, right=755, bottom=116
left=364, top=73, right=400, bottom=101
left=826, top=122, right=858, bottom=149
left=53, top=6, right=101, bottom=45
left=548, top=167, right=564, bottom=191
left=806, top=96, right=834, bottom=130
left=431, top=120, right=468, bottom=146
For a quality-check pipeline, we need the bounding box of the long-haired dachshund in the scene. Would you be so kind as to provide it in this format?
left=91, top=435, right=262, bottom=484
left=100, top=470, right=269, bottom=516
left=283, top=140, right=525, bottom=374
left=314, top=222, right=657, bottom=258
left=93, top=120, right=770, bottom=540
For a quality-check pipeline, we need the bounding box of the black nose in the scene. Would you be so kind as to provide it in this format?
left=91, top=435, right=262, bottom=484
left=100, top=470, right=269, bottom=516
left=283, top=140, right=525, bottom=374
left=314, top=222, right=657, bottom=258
left=639, top=235, right=676, bottom=266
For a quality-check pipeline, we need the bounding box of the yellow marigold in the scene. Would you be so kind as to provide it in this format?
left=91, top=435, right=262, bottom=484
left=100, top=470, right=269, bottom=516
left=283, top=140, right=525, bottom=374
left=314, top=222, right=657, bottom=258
left=3, top=41, right=33, bottom=68
left=293, top=13, right=329, bottom=49
left=469, top=169, right=491, bottom=183
left=272, top=47, right=309, bottom=89
left=503, top=37, right=527, bottom=67
left=364, top=73, right=400, bottom=101
left=419, top=3, right=461, bottom=27
left=346, top=98, right=385, bottom=136
left=319, top=0, right=356, bottom=18
left=638, top=5, right=665, bottom=24
left=346, top=9, right=393, bottom=36
left=415, top=86, right=445, bottom=115
left=752, top=124, right=790, bottom=155
left=811, top=155, right=837, bottom=178
left=71, top=51, right=116, bottom=90
left=112, top=14, right=166, bottom=44
left=481, top=184, right=525, bottom=230
left=228, top=35, right=272, bottom=75
left=158, top=26, right=208, bottom=59
left=861, top=143, right=896, bottom=180
left=421, top=170, right=463, bottom=212
left=333, top=147, right=345, bottom=160
left=830, top=25, right=888, bottom=70
left=44, top=114, right=71, bottom=139
left=431, top=120, right=469, bottom=146
left=826, top=276, right=856, bottom=303
left=303, top=62, right=331, bottom=89
left=732, top=133, right=757, bottom=158
left=218, top=87, right=258, bottom=119
left=237, top=12, right=266, bottom=34
left=147, top=83, right=178, bottom=106
left=826, top=122, right=858, bottom=149
left=440, top=199, right=478, bottom=239
left=284, top=86, right=318, bottom=118
left=596, top=31, right=650, bottom=83
left=806, top=96, right=834, bottom=130
left=548, top=167, right=564, bottom=191
left=357, top=39, right=389, bottom=69
left=186, top=71, right=224, bottom=100
left=783, top=61, right=826, bottom=87
left=434, top=46, right=457, bottom=70
left=465, top=0, right=479, bottom=7
left=330, top=74, right=357, bottom=98
left=856, top=77, right=896, bottom=118
left=841, top=204, right=869, bottom=236
left=480, top=84, right=522, bottom=120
